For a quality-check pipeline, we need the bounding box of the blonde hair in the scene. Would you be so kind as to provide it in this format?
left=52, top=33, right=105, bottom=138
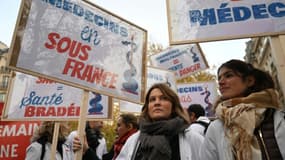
left=31, top=121, right=70, bottom=143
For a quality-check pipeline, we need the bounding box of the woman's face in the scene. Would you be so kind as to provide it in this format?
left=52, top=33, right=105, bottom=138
left=148, top=88, right=172, bottom=121
left=116, top=117, right=131, bottom=138
left=218, top=67, right=252, bottom=100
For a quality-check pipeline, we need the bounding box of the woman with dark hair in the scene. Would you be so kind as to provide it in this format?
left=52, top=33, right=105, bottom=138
left=116, top=83, right=204, bottom=160
left=103, top=113, right=138, bottom=160
left=200, top=59, right=285, bottom=160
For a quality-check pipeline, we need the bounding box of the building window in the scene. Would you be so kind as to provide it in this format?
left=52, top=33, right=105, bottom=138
left=2, top=75, right=9, bottom=88
left=0, top=93, right=5, bottom=102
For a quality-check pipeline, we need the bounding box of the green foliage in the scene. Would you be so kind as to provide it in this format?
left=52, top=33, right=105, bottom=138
left=101, top=105, right=120, bottom=150
left=177, top=70, right=216, bottom=84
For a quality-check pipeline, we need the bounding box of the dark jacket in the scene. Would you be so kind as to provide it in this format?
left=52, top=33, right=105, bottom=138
left=83, top=148, right=100, bottom=160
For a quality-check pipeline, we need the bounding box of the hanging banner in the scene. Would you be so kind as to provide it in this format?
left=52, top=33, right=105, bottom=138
left=8, top=0, right=147, bottom=104
left=0, top=102, right=40, bottom=160
left=2, top=72, right=112, bottom=120
left=150, top=44, right=208, bottom=79
left=177, top=81, right=218, bottom=117
left=120, top=66, right=177, bottom=113
left=167, top=0, right=285, bottom=44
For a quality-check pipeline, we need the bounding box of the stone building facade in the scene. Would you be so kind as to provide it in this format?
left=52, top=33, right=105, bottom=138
left=245, top=37, right=285, bottom=107
left=0, top=41, right=11, bottom=102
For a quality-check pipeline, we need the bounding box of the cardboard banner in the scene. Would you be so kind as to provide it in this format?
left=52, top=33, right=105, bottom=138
left=8, top=0, right=147, bottom=104
left=150, top=44, right=208, bottom=79
left=120, top=66, right=177, bottom=113
left=2, top=72, right=112, bottom=120
left=177, top=81, right=218, bottom=117
left=167, top=0, right=285, bottom=44
left=0, top=102, right=40, bottom=160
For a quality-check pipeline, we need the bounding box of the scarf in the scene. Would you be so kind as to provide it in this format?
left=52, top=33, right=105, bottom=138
left=137, top=117, right=188, bottom=160
left=113, top=128, right=138, bottom=159
left=215, top=89, right=280, bottom=160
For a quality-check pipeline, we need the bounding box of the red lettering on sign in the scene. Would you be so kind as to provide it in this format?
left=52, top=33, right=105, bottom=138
left=179, top=63, right=201, bottom=76
left=24, top=106, right=80, bottom=117
left=44, top=32, right=91, bottom=61
left=62, top=58, right=118, bottom=89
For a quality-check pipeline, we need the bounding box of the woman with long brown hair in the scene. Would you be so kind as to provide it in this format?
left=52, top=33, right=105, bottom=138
left=116, top=83, right=204, bottom=160
left=200, top=59, right=285, bottom=160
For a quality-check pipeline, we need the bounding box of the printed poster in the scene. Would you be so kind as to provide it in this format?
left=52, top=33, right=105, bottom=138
left=9, top=0, right=147, bottom=104
left=3, top=72, right=112, bottom=120
left=167, top=0, right=285, bottom=44
left=119, top=67, right=177, bottom=113
left=150, top=44, right=208, bottom=78
left=177, top=81, right=218, bottom=117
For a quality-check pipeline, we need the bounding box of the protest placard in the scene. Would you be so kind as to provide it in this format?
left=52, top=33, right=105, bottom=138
left=9, top=0, right=147, bottom=104
left=150, top=44, right=208, bottom=78
left=167, top=0, right=285, bottom=44
left=2, top=72, right=112, bottom=120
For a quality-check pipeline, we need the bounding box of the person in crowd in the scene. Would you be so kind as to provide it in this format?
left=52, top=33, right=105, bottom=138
left=200, top=59, right=285, bottom=160
left=103, top=113, right=139, bottom=160
left=116, top=83, right=204, bottom=160
left=187, top=104, right=211, bottom=136
left=70, top=120, right=107, bottom=160
left=72, top=132, right=100, bottom=160
left=86, top=121, right=107, bottom=159
left=25, top=121, right=75, bottom=160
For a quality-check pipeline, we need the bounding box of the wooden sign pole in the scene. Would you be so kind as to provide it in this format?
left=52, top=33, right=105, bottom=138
left=269, top=35, right=285, bottom=105
left=51, top=122, right=60, bottom=160
left=75, top=90, right=89, bottom=159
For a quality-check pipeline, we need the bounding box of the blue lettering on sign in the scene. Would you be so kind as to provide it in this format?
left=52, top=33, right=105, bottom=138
left=189, top=2, right=285, bottom=26
left=177, top=86, right=203, bottom=93
left=42, top=0, right=128, bottom=37
left=156, top=49, right=179, bottom=61
left=168, top=63, right=183, bottom=71
left=19, top=91, right=63, bottom=108
left=232, top=6, right=251, bottom=21
left=81, top=26, right=101, bottom=46
left=147, top=73, right=163, bottom=81
left=156, top=49, right=188, bottom=64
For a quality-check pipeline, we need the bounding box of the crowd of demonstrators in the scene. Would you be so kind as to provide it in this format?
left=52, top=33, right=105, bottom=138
left=116, top=83, right=204, bottom=160
left=103, top=113, right=139, bottom=160
left=200, top=59, right=285, bottom=160
left=25, top=121, right=75, bottom=160
left=24, top=59, right=285, bottom=160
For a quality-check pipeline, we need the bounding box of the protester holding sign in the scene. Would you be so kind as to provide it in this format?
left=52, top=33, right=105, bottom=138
left=116, top=83, right=204, bottom=160
left=85, top=121, right=107, bottom=159
left=69, top=121, right=107, bottom=160
left=25, top=121, right=74, bottom=160
left=72, top=133, right=100, bottom=160
left=200, top=59, right=285, bottom=160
